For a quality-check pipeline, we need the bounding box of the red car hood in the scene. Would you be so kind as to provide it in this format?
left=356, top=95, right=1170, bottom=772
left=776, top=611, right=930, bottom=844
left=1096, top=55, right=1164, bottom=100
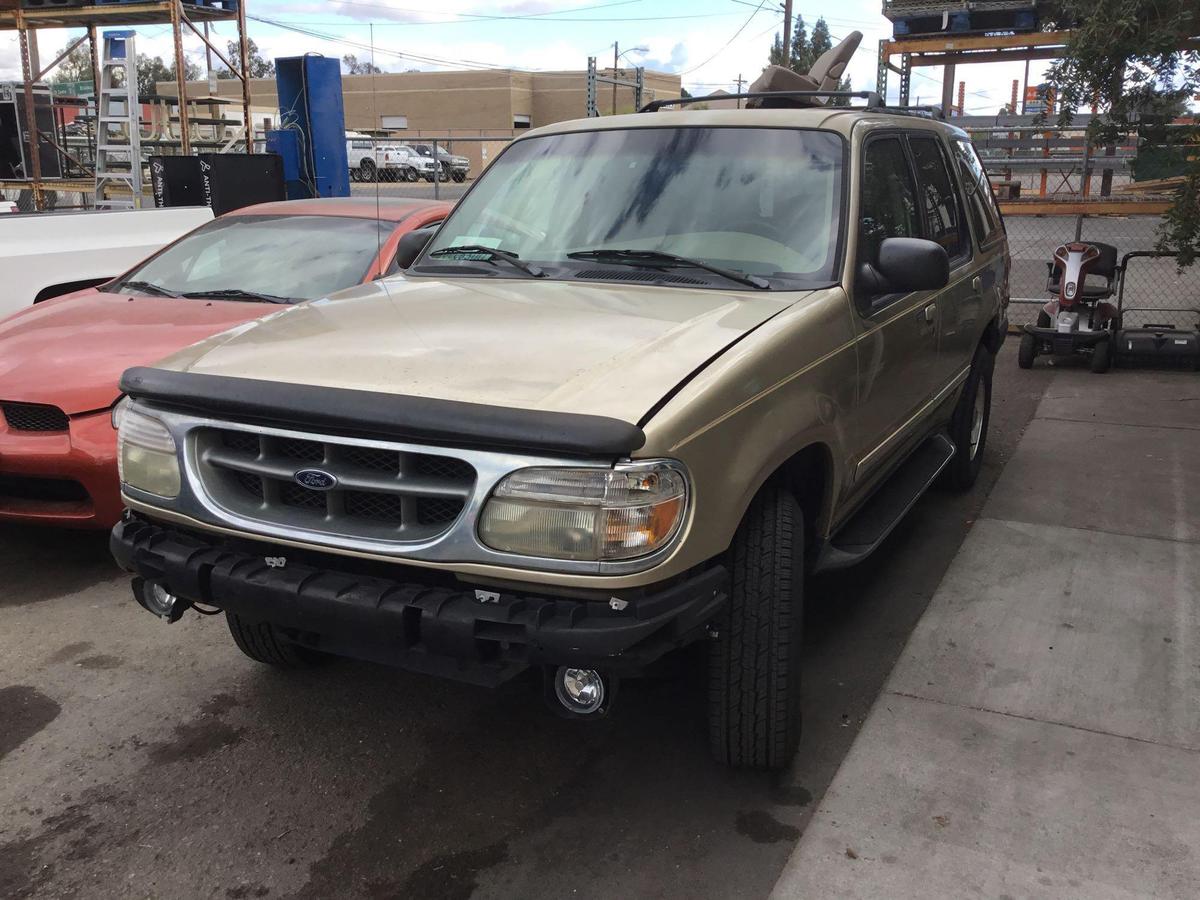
left=0, top=290, right=275, bottom=415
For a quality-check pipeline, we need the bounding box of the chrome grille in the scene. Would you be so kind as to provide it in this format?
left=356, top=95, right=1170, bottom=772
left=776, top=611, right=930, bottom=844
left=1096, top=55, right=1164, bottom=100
left=195, top=427, right=475, bottom=541
left=2, top=401, right=70, bottom=432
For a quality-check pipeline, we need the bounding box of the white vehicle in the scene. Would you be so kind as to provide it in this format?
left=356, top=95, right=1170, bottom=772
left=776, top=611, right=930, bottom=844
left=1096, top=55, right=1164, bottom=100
left=0, top=205, right=213, bottom=319
left=0, top=199, right=18, bottom=214
left=346, top=132, right=439, bottom=183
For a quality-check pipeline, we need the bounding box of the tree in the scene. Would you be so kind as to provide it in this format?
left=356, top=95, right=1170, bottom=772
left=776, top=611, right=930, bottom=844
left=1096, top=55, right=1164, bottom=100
left=1042, top=0, right=1199, bottom=263
left=765, top=16, right=851, bottom=98
left=48, top=42, right=94, bottom=87
left=790, top=16, right=812, bottom=75
left=342, top=54, right=383, bottom=75
left=137, top=55, right=201, bottom=100
left=768, top=32, right=789, bottom=68
left=768, top=15, right=811, bottom=74
left=217, top=38, right=275, bottom=79
left=49, top=43, right=200, bottom=99
left=809, top=18, right=832, bottom=68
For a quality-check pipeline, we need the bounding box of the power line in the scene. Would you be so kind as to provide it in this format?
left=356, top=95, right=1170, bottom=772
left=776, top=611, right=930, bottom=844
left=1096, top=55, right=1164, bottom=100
left=312, top=0, right=645, bottom=21
left=678, top=0, right=772, bottom=76
left=264, top=12, right=742, bottom=26
left=249, top=14, right=526, bottom=71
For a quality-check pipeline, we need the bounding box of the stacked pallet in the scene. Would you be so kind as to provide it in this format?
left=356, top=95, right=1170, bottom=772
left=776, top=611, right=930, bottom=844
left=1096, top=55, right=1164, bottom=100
left=883, top=0, right=1039, bottom=38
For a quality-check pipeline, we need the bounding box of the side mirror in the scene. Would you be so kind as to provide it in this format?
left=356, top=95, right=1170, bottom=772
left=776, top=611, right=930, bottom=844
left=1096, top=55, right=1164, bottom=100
left=861, top=237, right=950, bottom=297
left=392, top=226, right=439, bottom=272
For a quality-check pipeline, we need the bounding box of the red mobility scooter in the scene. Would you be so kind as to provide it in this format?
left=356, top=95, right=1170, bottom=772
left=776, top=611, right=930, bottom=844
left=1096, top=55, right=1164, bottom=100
left=1019, top=241, right=1119, bottom=373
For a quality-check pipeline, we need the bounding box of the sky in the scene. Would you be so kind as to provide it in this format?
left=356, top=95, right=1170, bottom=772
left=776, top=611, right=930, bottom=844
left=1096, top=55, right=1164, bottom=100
left=0, top=0, right=1052, bottom=114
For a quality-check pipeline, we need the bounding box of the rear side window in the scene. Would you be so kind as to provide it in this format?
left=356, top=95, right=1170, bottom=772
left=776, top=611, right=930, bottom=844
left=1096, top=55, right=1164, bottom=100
left=909, top=135, right=969, bottom=263
left=859, top=136, right=920, bottom=266
left=952, top=138, right=1004, bottom=245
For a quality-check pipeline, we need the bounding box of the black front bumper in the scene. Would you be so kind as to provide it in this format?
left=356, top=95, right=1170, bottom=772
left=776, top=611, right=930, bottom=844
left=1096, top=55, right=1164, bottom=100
left=112, top=516, right=728, bottom=686
left=1022, top=324, right=1109, bottom=355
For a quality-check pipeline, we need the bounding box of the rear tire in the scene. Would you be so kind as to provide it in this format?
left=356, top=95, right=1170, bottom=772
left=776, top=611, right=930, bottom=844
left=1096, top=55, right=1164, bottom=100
left=1091, top=337, right=1112, bottom=374
left=359, top=160, right=377, bottom=183
left=943, top=344, right=994, bottom=491
left=226, top=612, right=325, bottom=668
left=708, top=483, right=804, bottom=770
left=1018, top=332, right=1037, bottom=369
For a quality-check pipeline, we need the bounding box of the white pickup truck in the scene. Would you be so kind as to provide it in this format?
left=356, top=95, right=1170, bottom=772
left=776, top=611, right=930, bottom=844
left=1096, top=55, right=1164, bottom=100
left=346, top=132, right=439, bottom=183
left=0, top=205, right=213, bottom=320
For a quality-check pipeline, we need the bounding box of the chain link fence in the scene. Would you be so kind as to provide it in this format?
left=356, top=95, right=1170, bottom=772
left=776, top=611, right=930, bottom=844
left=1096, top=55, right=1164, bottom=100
left=2, top=188, right=95, bottom=213
left=1005, top=214, right=1200, bottom=331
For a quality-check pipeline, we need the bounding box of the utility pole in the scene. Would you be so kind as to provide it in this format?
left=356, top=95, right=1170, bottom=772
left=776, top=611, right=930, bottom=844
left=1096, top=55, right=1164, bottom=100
left=612, top=41, right=618, bottom=115
left=781, top=0, right=793, bottom=64
left=735, top=73, right=745, bottom=108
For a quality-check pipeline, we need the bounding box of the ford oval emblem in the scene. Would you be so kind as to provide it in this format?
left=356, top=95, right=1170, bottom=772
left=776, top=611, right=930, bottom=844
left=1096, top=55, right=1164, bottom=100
left=294, top=469, right=338, bottom=491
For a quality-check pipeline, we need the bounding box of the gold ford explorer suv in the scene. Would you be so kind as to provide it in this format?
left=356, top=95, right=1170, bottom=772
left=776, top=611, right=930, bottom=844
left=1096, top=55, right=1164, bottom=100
left=112, top=94, right=1009, bottom=769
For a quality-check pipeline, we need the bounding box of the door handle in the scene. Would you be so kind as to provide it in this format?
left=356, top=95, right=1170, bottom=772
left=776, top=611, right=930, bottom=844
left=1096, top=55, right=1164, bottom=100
left=923, top=303, right=937, bottom=323
left=972, top=276, right=983, bottom=293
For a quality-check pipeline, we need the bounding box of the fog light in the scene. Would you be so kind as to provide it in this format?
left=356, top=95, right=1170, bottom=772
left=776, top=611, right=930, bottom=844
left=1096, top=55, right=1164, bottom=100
left=135, top=580, right=186, bottom=623
left=554, top=667, right=606, bottom=715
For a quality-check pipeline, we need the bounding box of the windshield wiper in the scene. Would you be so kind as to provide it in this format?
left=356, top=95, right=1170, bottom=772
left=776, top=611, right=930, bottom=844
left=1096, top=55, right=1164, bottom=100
left=428, top=245, right=545, bottom=278
left=119, top=280, right=181, bottom=298
left=567, top=249, right=770, bottom=290
left=181, top=289, right=294, bottom=304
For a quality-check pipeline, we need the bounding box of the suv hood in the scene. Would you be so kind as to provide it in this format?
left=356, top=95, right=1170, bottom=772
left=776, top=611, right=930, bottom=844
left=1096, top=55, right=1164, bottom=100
left=154, top=276, right=801, bottom=425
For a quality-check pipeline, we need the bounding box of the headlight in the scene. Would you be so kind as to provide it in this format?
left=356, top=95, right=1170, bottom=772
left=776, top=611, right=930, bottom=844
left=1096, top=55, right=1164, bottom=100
left=478, top=462, right=687, bottom=561
left=117, top=405, right=180, bottom=498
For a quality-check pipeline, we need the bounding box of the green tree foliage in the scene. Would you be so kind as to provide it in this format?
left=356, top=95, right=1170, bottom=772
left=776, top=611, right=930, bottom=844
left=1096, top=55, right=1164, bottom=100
left=768, top=32, right=788, bottom=68
left=49, top=43, right=94, bottom=86
left=791, top=17, right=812, bottom=74
left=49, top=43, right=199, bottom=100
left=342, top=54, right=383, bottom=75
left=809, top=18, right=831, bottom=66
left=137, top=55, right=201, bottom=100
left=1042, top=0, right=1199, bottom=263
left=217, top=38, right=275, bottom=79
left=765, top=16, right=850, bottom=96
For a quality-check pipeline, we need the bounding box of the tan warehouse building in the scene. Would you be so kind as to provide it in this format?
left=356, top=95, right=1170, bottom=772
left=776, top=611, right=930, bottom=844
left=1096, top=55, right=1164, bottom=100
left=161, top=67, right=680, bottom=175
left=166, top=67, right=681, bottom=133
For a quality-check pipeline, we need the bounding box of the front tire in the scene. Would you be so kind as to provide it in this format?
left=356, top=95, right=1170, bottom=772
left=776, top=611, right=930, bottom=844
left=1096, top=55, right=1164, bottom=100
left=1091, top=337, right=1112, bottom=373
left=708, top=483, right=804, bottom=770
left=1018, top=332, right=1037, bottom=369
left=227, top=612, right=325, bottom=668
left=943, top=344, right=994, bottom=491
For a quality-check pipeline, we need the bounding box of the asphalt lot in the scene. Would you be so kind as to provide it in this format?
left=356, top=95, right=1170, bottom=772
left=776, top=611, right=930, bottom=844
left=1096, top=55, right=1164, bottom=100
left=0, top=343, right=1050, bottom=900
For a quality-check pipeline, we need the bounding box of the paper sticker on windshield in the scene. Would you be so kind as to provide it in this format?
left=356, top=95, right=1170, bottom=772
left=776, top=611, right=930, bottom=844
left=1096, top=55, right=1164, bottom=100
left=457, top=236, right=503, bottom=249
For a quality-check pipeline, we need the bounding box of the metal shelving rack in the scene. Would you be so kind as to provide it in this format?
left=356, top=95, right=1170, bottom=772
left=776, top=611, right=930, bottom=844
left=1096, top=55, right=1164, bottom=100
left=0, top=1, right=252, bottom=211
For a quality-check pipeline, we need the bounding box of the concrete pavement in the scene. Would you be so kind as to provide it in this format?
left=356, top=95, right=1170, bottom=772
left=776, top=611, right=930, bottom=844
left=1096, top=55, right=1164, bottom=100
left=772, top=363, right=1200, bottom=898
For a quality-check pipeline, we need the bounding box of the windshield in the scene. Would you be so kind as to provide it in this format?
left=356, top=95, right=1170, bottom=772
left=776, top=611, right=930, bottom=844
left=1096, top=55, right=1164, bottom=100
left=420, top=127, right=844, bottom=288
left=111, top=215, right=390, bottom=302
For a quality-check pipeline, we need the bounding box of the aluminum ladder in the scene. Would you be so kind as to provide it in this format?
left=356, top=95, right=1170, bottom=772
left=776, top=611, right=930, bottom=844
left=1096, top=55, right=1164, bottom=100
left=94, top=30, right=142, bottom=210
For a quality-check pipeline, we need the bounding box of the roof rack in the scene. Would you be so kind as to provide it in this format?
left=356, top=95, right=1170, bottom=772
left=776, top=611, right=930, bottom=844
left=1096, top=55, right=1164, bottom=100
left=638, top=91, right=947, bottom=121
left=638, top=91, right=882, bottom=113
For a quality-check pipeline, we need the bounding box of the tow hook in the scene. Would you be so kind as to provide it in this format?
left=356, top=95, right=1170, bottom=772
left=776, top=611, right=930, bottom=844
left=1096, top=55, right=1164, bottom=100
left=132, top=577, right=191, bottom=624
left=543, top=666, right=618, bottom=719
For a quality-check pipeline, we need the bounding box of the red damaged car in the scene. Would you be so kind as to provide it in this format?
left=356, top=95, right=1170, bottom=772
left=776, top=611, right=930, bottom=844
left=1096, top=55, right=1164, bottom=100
left=0, top=196, right=449, bottom=529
